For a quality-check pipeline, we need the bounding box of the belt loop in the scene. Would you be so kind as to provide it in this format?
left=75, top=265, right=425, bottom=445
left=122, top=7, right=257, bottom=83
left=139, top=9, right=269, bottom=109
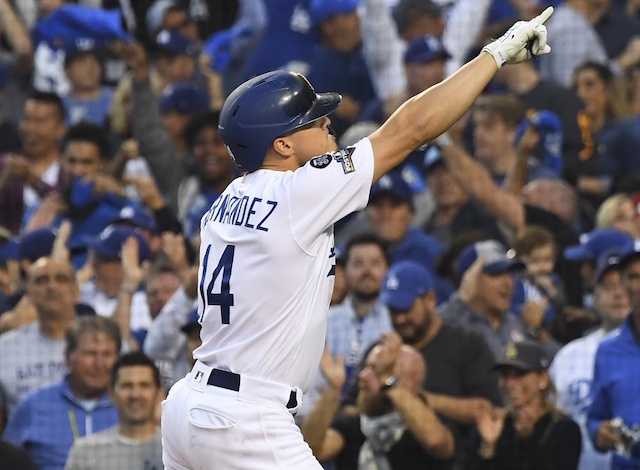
left=287, top=388, right=303, bottom=415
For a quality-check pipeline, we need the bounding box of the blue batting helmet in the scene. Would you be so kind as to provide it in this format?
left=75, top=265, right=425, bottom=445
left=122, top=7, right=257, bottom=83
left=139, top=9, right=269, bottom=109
left=218, top=70, right=341, bottom=172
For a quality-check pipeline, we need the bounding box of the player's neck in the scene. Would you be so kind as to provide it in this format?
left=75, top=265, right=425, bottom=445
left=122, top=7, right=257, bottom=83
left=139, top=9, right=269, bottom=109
left=119, top=421, right=158, bottom=441
left=261, top=150, right=302, bottom=172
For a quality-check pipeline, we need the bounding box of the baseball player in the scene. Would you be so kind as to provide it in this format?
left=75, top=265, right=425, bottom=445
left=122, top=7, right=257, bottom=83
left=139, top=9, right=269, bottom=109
left=161, top=7, right=555, bottom=469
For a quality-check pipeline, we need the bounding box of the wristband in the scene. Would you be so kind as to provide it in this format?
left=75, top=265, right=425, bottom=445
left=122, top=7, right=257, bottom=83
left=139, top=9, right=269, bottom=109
left=482, top=42, right=507, bottom=68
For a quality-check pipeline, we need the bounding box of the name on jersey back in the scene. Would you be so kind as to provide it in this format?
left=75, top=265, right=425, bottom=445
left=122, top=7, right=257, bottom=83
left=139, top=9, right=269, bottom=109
left=201, top=194, right=278, bottom=232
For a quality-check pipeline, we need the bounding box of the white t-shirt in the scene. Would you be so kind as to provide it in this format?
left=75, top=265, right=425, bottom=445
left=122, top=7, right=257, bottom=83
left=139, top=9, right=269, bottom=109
left=0, top=321, right=67, bottom=413
left=550, top=328, right=614, bottom=470
left=194, top=139, right=375, bottom=393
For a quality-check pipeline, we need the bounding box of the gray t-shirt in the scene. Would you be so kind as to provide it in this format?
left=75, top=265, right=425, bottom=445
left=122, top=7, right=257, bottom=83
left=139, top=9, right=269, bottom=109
left=64, top=427, right=163, bottom=470
left=0, top=321, right=67, bottom=412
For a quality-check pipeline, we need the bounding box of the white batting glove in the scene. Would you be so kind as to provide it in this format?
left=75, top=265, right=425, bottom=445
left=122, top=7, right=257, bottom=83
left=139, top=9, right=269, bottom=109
left=482, top=6, right=553, bottom=68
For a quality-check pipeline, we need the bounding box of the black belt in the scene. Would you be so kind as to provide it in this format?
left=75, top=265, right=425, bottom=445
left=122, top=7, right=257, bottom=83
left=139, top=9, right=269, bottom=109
left=207, top=368, right=298, bottom=410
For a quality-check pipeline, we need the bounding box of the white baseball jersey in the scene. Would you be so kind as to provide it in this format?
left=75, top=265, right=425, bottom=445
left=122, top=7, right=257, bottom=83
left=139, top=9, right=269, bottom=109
left=194, top=139, right=374, bottom=393
left=550, top=328, right=614, bottom=470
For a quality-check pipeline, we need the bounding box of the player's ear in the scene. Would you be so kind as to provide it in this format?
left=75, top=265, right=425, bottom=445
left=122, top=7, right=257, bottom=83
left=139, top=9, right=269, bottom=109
left=272, top=136, right=294, bottom=157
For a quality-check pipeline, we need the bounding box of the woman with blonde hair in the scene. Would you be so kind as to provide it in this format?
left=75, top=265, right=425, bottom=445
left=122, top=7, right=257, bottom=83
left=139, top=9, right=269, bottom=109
left=595, top=193, right=640, bottom=238
left=469, top=341, right=581, bottom=469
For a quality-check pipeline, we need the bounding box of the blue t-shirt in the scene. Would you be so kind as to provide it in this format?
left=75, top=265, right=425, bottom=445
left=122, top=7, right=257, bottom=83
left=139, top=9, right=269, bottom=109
left=63, top=87, right=114, bottom=127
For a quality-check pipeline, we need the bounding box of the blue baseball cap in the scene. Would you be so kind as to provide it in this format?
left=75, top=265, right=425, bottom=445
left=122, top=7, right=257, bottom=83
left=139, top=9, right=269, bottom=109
left=563, top=229, right=632, bottom=262
left=63, top=37, right=102, bottom=61
left=0, top=226, right=16, bottom=262
left=0, top=239, right=17, bottom=262
left=18, top=228, right=56, bottom=262
left=615, top=239, right=640, bottom=270
left=592, top=249, right=622, bottom=287
left=456, top=240, right=525, bottom=280
left=114, top=205, right=158, bottom=233
left=155, top=29, right=196, bottom=56
left=370, top=171, right=413, bottom=204
left=86, top=225, right=151, bottom=262
left=381, top=260, right=434, bottom=310
left=160, top=82, right=210, bottom=115
left=404, top=35, right=450, bottom=64
left=180, top=308, right=201, bottom=333
left=309, top=0, right=359, bottom=26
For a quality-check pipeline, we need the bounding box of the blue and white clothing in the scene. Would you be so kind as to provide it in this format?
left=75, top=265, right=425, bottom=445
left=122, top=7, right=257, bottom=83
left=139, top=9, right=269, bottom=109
left=510, top=273, right=563, bottom=327
left=326, top=297, right=393, bottom=385
left=588, top=316, right=640, bottom=469
left=3, top=378, right=118, bottom=470
left=550, top=328, right=613, bottom=470
left=63, top=88, right=114, bottom=127
left=298, top=296, right=392, bottom=422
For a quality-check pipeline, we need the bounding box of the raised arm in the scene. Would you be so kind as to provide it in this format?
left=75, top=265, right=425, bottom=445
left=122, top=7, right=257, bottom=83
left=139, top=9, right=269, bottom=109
left=0, top=0, right=33, bottom=57
left=369, top=7, right=554, bottom=181
left=438, top=136, right=526, bottom=230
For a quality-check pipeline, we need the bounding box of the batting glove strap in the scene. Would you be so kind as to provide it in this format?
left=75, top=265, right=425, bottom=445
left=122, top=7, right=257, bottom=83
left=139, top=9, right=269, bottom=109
left=482, top=6, right=553, bottom=68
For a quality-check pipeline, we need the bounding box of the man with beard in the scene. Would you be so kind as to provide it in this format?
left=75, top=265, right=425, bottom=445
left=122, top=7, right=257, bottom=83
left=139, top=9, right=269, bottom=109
left=326, top=234, right=392, bottom=388
left=377, top=260, right=501, bottom=468
left=302, top=333, right=454, bottom=470
left=339, top=261, right=502, bottom=468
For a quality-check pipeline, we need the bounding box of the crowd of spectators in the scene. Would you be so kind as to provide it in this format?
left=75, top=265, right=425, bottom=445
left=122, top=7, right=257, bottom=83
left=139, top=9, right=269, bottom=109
left=1, top=0, right=640, bottom=469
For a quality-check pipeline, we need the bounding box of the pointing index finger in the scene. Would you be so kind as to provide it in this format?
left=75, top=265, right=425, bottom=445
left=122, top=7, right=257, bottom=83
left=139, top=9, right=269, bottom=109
left=532, top=6, right=553, bottom=25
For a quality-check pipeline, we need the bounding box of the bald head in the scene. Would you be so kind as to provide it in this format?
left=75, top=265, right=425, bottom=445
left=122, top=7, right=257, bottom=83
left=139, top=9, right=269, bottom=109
left=521, top=178, right=578, bottom=224
left=393, top=345, right=426, bottom=393
left=26, top=257, right=79, bottom=319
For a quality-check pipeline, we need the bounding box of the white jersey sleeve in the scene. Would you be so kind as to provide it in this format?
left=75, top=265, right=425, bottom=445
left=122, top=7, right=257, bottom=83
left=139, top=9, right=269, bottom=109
left=193, top=138, right=375, bottom=393
left=289, top=138, right=374, bottom=251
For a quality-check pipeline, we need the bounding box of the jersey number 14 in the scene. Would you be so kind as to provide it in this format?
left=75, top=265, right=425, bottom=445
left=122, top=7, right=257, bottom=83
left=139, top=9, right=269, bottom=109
left=199, top=244, right=235, bottom=324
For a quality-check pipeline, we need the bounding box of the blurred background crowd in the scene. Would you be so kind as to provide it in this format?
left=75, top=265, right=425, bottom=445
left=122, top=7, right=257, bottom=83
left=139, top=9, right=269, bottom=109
left=1, top=0, right=640, bottom=469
